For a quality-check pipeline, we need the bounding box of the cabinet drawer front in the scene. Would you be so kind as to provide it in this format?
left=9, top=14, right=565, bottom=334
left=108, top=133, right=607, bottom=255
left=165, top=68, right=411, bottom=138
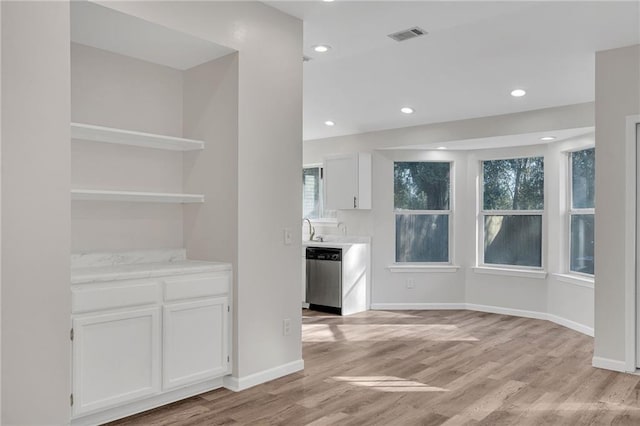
left=72, top=282, right=161, bottom=314
left=163, top=273, right=230, bottom=302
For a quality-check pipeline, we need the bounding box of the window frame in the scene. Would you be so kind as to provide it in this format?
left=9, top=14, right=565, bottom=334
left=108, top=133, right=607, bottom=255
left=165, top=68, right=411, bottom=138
left=303, top=163, right=336, bottom=223
left=478, top=155, right=546, bottom=271
left=566, top=147, right=595, bottom=277
left=393, top=160, right=454, bottom=265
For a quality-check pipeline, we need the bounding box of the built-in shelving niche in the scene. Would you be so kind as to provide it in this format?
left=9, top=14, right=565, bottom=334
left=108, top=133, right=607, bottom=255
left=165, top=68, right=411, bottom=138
left=69, top=3, right=239, bottom=422
left=70, top=0, right=237, bottom=255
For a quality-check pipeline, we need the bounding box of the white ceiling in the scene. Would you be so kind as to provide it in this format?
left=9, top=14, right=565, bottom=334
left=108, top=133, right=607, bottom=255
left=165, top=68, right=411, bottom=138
left=267, top=1, right=640, bottom=141
left=71, top=1, right=234, bottom=70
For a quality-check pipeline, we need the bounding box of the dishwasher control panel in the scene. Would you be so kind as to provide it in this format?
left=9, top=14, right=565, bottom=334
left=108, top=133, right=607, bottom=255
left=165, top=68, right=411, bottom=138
left=306, top=247, right=342, bottom=261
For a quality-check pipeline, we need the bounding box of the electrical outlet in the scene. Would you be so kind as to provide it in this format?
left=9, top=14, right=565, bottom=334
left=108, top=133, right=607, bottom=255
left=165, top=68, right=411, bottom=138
left=283, top=228, right=292, bottom=245
left=283, top=318, right=291, bottom=336
left=406, top=279, right=415, bottom=289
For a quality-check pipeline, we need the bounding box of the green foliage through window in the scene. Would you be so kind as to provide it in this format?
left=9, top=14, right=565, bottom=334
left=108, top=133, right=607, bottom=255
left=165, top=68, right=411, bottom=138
left=570, top=148, right=595, bottom=275
left=394, top=162, right=451, bottom=263
left=483, top=157, right=544, bottom=210
left=482, top=157, right=544, bottom=268
left=394, top=162, right=450, bottom=210
left=571, top=148, right=595, bottom=209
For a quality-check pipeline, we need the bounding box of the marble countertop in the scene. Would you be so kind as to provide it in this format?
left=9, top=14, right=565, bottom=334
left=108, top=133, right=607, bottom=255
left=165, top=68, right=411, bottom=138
left=302, top=235, right=370, bottom=248
left=71, top=249, right=231, bottom=285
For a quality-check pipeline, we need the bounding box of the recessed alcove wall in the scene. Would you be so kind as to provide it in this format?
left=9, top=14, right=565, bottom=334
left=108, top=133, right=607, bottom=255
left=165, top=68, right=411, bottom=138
left=70, top=42, right=238, bottom=256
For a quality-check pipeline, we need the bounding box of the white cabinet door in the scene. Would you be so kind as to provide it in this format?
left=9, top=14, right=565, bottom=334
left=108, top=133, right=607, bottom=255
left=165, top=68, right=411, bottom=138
left=325, top=154, right=358, bottom=210
left=324, top=153, right=371, bottom=210
left=163, top=297, right=229, bottom=390
left=72, top=307, right=161, bottom=416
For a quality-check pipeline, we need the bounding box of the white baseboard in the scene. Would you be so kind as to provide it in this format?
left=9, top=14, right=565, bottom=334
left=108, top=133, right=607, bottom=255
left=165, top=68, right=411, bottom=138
left=465, top=303, right=548, bottom=321
left=224, top=359, right=304, bottom=392
left=592, top=356, right=628, bottom=372
left=467, top=305, right=594, bottom=337
left=71, top=378, right=224, bottom=426
left=370, top=303, right=466, bottom=310
left=547, top=313, right=594, bottom=337
left=371, top=302, right=594, bottom=338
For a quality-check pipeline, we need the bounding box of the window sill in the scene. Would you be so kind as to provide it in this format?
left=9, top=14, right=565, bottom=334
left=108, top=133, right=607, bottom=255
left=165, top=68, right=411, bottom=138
left=387, top=265, right=460, bottom=273
left=552, top=273, right=594, bottom=289
left=472, top=266, right=547, bottom=280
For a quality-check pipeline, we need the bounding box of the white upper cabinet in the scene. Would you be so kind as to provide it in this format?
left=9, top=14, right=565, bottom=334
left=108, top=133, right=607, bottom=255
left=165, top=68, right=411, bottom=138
left=324, top=153, right=372, bottom=210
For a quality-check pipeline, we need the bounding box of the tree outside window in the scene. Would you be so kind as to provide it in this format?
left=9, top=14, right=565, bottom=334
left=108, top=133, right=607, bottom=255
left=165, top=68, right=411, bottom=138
left=394, top=162, right=451, bottom=263
left=481, top=157, right=544, bottom=268
left=569, top=148, right=595, bottom=275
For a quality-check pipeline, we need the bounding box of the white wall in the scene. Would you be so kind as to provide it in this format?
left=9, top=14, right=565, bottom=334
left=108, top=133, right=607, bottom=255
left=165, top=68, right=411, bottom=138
left=1, top=2, right=71, bottom=424
left=98, top=1, right=304, bottom=379
left=183, top=53, right=240, bottom=372
left=546, top=135, right=595, bottom=331
left=464, top=144, right=550, bottom=314
left=304, top=106, right=595, bottom=335
left=71, top=43, right=185, bottom=252
left=594, top=44, right=640, bottom=366
left=371, top=150, right=467, bottom=306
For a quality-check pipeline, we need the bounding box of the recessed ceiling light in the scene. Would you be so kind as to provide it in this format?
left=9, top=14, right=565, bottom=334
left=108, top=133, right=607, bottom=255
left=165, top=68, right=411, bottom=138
left=323, top=0, right=335, bottom=2
left=510, top=89, right=526, bottom=97
left=540, top=136, right=556, bottom=141
left=324, top=120, right=335, bottom=126
left=313, top=45, right=331, bottom=53
left=437, top=146, right=447, bottom=150
left=400, top=107, right=414, bottom=114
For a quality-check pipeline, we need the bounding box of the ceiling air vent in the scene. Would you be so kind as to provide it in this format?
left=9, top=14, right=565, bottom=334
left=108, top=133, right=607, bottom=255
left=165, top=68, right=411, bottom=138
left=388, top=27, right=427, bottom=42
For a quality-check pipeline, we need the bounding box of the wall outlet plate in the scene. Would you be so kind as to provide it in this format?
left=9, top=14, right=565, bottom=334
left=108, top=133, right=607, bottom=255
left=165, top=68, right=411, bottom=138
left=283, top=318, right=291, bottom=336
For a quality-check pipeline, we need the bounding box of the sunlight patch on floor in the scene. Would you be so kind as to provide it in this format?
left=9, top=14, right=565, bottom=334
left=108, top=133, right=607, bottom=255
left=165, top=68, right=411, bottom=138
left=303, top=324, right=479, bottom=342
left=331, top=376, right=448, bottom=393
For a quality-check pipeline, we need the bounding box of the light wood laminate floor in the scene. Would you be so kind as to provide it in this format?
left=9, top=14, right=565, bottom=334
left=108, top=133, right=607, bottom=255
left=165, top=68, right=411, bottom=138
left=109, top=309, right=640, bottom=425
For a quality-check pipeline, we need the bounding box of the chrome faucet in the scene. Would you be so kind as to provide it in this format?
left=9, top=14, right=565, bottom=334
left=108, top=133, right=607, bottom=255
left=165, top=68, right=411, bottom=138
left=303, top=218, right=315, bottom=241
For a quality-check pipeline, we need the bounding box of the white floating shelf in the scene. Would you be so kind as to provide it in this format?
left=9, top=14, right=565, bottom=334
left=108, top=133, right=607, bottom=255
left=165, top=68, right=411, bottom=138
left=70, top=123, right=204, bottom=151
left=71, top=189, right=205, bottom=204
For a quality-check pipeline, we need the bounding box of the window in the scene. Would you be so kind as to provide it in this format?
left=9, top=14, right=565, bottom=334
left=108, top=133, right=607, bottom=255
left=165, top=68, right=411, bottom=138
left=303, top=166, right=323, bottom=219
left=394, top=162, right=451, bottom=263
left=569, top=148, right=595, bottom=275
left=481, top=157, right=544, bottom=268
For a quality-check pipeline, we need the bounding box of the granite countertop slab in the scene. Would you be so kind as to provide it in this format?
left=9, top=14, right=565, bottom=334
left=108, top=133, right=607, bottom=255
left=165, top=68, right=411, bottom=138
left=71, top=249, right=231, bottom=285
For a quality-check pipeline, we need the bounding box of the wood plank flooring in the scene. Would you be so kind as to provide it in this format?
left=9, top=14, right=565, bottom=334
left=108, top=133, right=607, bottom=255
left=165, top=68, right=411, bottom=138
left=109, top=309, right=640, bottom=425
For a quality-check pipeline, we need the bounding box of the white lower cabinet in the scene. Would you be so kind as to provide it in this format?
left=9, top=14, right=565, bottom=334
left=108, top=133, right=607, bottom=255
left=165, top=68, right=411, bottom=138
left=71, top=271, right=231, bottom=423
left=72, top=307, right=162, bottom=416
left=163, top=297, right=229, bottom=390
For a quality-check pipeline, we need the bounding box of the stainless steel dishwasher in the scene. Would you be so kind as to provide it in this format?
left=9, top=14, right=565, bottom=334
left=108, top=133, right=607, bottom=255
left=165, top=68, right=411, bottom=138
left=305, top=247, right=342, bottom=314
